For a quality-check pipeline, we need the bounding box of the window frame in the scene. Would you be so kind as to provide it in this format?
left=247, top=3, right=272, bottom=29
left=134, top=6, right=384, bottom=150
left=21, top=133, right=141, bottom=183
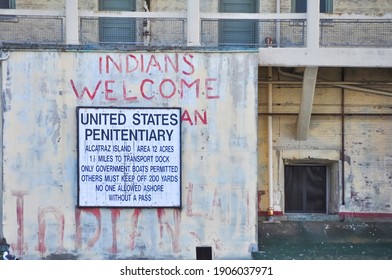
left=218, top=0, right=259, bottom=47
left=0, top=0, right=15, bottom=9
left=98, top=0, right=137, bottom=43
left=99, top=0, right=136, bottom=11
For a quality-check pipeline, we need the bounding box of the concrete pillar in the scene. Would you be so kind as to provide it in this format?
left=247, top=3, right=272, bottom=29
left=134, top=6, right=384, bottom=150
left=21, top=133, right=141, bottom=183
left=187, top=0, right=200, bottom=46
left=306, top=0, right=320, bottom=49
left=296, top=67, right=318, bottom=140
left=66, top=0, right=79, bottom=44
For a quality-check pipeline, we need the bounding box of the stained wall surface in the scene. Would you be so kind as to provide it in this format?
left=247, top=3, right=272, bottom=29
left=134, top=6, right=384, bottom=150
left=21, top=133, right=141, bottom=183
left=1, top=51, right=258, bottom=259
left=257, top=67, right=392, bottom=217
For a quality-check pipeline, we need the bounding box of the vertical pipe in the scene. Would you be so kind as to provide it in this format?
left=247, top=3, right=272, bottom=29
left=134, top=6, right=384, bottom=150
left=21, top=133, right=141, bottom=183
left=267, top=67, right=274, bottom=219
left=341, top=68, right=345, bottom=205
left=66, top=0, right=79, bottom=44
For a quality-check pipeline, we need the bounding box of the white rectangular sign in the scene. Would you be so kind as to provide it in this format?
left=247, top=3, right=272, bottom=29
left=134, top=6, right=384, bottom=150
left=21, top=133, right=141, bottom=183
left=77, top=107, right=181, bottom=207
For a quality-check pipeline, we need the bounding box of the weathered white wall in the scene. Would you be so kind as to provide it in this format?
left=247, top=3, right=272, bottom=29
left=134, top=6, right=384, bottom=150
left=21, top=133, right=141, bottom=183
left=1, top=51, right=258, bottom=259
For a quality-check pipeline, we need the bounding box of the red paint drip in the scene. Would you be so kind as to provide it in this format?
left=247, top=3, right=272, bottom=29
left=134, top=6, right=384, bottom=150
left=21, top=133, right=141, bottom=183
left=129, top=209, right=142, bottom=250
left=37, top=206, right=65, bottom=254
left=110, top=209, right=121, bottom=254
left=12, top=191, right=27, bottom=255
left=75, top=208, right=101, bottom=249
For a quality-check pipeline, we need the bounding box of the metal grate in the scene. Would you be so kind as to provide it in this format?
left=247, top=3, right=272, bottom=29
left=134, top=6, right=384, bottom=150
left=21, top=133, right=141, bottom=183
left=320, top=19, right=392, bottom=48
left=0, top=15, right=64, bottom=44
left=80, top=17, right=186, bottom=46
left=201, top=19, right=306, bottom=48
left=0, top=14, right=390, bottom=49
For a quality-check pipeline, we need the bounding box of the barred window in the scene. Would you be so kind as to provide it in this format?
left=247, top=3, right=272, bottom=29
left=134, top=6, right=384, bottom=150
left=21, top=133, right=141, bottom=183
left=98, top=0, right=136, bottom=43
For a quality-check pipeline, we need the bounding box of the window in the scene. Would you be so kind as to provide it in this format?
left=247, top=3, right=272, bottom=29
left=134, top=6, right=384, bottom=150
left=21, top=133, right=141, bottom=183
left=0, top=0, right=14, bottom=8
left=99, top=0, right=136, bottom=43
left=218, top=0, right=258, bottom=47
left=284, top=165, right=327, bottom=213
left=292, top=0, right=333, bottom=13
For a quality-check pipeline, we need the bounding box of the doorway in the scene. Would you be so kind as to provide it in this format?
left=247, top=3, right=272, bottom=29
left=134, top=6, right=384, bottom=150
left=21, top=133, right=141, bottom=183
left=284, top=165, right=327, bottom=213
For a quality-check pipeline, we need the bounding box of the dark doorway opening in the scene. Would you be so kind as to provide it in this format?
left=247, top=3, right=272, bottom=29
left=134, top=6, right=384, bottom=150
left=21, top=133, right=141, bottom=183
left=284, top=165, right=327, bottom=213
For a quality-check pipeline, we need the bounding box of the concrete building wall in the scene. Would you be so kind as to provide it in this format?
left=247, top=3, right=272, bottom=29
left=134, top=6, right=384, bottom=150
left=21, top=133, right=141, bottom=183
left=258, top=67, right=392, bottom=218
left=1, top=51, right=258, bottom=259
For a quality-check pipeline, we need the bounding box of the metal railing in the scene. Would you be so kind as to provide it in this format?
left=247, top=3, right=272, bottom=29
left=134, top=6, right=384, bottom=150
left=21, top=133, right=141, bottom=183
left=201, top=19, right=306, bottom=48
left=0, top=10, right=391, bottom=48
left=0, top=14, right=64, bottom=44
left=80, top=17, right=186, bottom=46
left=320, top=19, right=392, bottom=48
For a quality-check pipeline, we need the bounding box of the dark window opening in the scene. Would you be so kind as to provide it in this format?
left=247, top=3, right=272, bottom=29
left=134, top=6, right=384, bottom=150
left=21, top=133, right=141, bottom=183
left=285, top=165, right=327, bottom=213
left=293, top=0, right=333, bottom=13
left=0, top=0, right=14, bottom=9
left=219, top=0, right=258, bottom=47
left=196, top=246, right=212, bottom=260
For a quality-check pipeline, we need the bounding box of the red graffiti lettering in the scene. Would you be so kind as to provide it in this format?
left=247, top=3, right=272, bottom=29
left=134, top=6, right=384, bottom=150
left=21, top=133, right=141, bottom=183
left=140, top=79, right=154, bottom=100
left=70, top=54, right=218, bottom=127
left=12, top=191, right=27, bottom=256
left=126, top=54, right=138, bottom=73
left=37, top=207, right=65, bottom=254
left=98, top=53, right=194, bottom=75
left=70, top=79, right=102, bottom=100
left=182, top=54, right=194, bottom=75
left=106, top=55, right=122, bottom=73
left=181, top=109, right=207, bottom=125
left=210, top=189, right=221, bottom=220
left=186, top=183, right=204, bottom=217
left=105, top=80, right=117, bottom=101
left=9, top=182, right=215, bottom=256
left=157, top=209, right=181, bottom=253
left=164, top=53, right=179, bottom=73
left=110, top=209, right=121, bottom=254
left=123, top=80, right=137, bottom=101
left=206, top=78, right=219, bottom=99
left=75, top=208, right=101, bottom=249
left=159, top=79, right=176, bottom=98
left=129, top=209, right=142, bottom=250
left=180, top=79, right=200, bottom=99
left=146, top=54, right=162, bottom=73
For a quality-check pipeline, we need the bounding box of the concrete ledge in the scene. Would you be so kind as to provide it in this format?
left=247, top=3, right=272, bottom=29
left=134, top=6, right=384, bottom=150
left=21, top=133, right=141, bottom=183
left=259, top=221, right=392, bottom=245
left=256, top=221, right=392, bottom=259
left=252, top=243, right=392, bottom=260
left=258, top=48, right=392, bottom=67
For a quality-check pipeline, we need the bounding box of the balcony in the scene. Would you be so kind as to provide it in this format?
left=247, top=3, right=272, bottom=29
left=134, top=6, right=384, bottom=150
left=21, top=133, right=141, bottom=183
left=0, top=8, right=391, bottom=67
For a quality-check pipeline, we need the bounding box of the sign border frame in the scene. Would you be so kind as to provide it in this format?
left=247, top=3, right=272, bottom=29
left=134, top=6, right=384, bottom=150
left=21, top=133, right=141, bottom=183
left=76, top=106, right=182, bottom=209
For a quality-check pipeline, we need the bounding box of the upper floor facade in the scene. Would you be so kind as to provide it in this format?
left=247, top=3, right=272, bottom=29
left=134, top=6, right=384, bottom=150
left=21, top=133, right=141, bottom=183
left=0, top=0, right=391, bottom=67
